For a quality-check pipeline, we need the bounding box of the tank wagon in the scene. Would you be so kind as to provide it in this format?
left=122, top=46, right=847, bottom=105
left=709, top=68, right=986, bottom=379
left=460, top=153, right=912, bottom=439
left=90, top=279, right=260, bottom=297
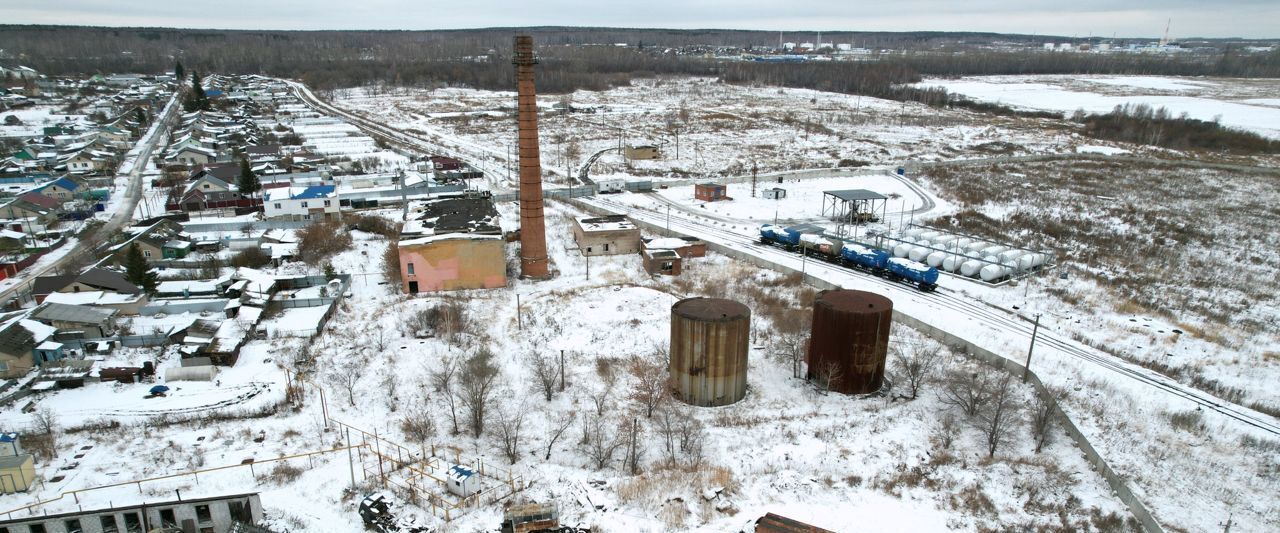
left=669, top=297, right=751, bottom=407
left=758, top=224, right=939, bottom=292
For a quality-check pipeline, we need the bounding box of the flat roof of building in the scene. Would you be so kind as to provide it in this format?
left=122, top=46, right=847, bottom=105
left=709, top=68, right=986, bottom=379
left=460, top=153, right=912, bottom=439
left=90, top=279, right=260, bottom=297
left=824, top=189, right=886, bottom=201
left=576, top=215, right=636, bottom=232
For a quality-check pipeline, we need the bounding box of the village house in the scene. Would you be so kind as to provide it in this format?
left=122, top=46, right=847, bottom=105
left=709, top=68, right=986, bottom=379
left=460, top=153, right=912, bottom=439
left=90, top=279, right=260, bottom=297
left=264, top=185, right=340, bottom=220
left=30, top=302, right=119, bottom=339
left=167, top=145, right=218, bottom=167
left=109, top=219, right=192, bottom=264
left=1, top=193, right=60, bottom=227
left=0, top=311, right=56, bottom=379
left=35, top=176, right=85, bottom=201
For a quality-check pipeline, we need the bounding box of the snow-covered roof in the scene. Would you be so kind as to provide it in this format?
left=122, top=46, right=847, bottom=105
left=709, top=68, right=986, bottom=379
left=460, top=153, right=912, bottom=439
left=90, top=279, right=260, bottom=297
left=575, top=215, right=636, bottom=232
left=645, top=238, right=689, bottom=250
left=447, top=465, right=475, bottom=482
left=44, top=291, right=144, bottom=306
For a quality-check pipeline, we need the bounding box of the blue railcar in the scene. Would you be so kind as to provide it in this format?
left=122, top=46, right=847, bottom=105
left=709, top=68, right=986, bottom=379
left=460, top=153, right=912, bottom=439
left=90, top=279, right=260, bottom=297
left=759, top=224, right=818, bottom=249
left=886, top=257, right=940, bottom=291
left=840, top=242, right=890, bottom=272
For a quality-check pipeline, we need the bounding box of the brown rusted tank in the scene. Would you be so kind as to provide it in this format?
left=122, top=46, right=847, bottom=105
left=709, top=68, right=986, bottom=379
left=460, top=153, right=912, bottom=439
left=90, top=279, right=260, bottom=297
left=669, top=297, right=750, bottom=407
left=806, top=289, right=892, bottom=394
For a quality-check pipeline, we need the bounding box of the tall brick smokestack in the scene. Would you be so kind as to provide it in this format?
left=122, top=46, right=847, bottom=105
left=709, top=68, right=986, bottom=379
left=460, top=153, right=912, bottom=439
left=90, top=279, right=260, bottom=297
left=513, top=35, right=550, bottom=278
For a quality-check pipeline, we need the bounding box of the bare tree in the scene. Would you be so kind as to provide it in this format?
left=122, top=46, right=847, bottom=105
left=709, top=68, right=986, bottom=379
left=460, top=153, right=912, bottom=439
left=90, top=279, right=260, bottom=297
left=398, top=391, right=436, bottom=451
left=892, top=344, right=943, bottom=400
left=528, top=353, right=559, bottom=402
left=931, top=414, right=960, bottom=451
left=581, top=412, right=625, bottom=470
left=544, top=409, right=577, bottom=461
left=626, top=350, right=668, bottom=418
left=369, top=322, right=392, bottom=353
left=940, top=367, right=992, bottom=418
left=768, top=308, right=810, bottom=379
left=380, top=366, right=399, bottom=412
left=1029, top=387, right=1064, bottom=453
left=428, top=356, right=460, bottom=434
left=587, top=358, right=618, bottom=416
left=653, top=404, right=705, bottom=469
left=814, top=361, right=844, bottom=395
left=326, top=359, right=360, bottom=407
left=31, top=408, right=58, bottom=458
left=620, top=417, right=645, bottom=475
left=493, top=396, right=529, bottom=464
left=458, top=348, right=501, bottom=438
left=976, top=373, right=1021, bottom=458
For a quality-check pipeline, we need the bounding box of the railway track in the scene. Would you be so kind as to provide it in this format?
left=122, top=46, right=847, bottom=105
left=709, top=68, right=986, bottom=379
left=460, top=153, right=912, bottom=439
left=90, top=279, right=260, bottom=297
left=585, top=195, right=1280, bottom=437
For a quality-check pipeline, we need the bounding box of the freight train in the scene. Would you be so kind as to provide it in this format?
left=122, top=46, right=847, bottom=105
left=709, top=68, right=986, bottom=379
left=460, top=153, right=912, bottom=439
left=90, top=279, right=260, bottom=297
left=759, top=224, right=939, bottom=292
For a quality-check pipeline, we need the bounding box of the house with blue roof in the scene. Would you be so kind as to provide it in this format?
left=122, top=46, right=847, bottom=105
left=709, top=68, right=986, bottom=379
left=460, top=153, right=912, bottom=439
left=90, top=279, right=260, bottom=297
left=36, top=176, right=84, bottom=200
left=263, top=185, right=340, bottom=221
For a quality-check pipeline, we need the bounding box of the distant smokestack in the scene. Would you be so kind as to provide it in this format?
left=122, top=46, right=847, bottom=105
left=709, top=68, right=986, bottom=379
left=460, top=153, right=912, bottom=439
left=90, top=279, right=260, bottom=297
left=514, top=35, right=550, bottom=278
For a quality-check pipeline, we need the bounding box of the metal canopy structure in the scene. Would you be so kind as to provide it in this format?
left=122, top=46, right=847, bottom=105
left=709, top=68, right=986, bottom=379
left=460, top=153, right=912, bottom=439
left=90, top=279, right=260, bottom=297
left=822, top=189, right=887, bottom=237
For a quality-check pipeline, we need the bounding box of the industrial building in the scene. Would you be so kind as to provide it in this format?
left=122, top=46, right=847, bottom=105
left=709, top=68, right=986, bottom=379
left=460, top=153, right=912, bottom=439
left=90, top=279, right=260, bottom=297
left=694, top=182, right=728, bottom=202
left=669, top=297, right=750, bottom=406
left=640, top=237, right=706, bottom=276
left=572, top=215, right=641, bottom=256
left=806, top=289, right=893, bottom=394
left=0, top=492, right=263, bottom=532
left=624, top=144, right=660, bottom=160
left=397, top=193, right=506, bottom=293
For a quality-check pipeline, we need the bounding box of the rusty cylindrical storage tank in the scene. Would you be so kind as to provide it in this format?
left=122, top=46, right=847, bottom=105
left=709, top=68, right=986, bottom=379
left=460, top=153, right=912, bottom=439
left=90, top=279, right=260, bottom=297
left=807, top=290, right=893, bottom=394
left=669, top=298, right=751, bottom=407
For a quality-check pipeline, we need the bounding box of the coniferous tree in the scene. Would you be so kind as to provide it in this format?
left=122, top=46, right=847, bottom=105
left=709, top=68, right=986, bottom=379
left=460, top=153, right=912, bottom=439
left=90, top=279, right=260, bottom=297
left=183, top=72, right=210, bottom=112
left=174, top=60, right=184, bottom=82
left=237, top=157, right=260, bottom=198
left=125, top=243, right=159, bottom=294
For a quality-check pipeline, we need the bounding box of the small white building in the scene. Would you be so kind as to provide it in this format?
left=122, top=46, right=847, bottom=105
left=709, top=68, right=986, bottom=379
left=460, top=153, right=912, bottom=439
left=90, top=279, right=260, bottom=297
left=764, top=187, right=787, bottom=200
left=596, top=178, right=626, bottom=193
left=263, top=185, right=340, bottom=221
left=446, top=464, right=480, bottom=497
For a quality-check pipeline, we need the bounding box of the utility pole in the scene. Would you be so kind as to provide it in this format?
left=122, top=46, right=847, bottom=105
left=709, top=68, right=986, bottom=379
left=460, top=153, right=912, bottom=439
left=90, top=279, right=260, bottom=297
left=751, top=163, right=758, bottom=198
left=1023, top=313, right=1042, bottom=382
left=516, top=293, right=522, bottom=331
left=666, top=205, right=671, bottom=231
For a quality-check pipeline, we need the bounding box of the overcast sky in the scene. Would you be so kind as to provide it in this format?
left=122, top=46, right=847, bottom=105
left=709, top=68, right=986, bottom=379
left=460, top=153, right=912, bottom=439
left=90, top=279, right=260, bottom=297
left=3, top=1, right=1277, bottom=39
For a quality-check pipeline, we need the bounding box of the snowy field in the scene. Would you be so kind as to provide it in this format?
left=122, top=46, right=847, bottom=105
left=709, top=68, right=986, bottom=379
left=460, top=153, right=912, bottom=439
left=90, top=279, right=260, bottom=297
left=918, top=75, right=1280, bottom=139
left=331, top=77, right=1122, bottom=192
left=0, top=105, right=92, bottom=138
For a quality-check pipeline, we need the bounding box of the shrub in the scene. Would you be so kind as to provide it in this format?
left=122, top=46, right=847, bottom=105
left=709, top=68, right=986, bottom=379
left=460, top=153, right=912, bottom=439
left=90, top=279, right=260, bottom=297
left=230, top=246, right=271, bottom=268
left=296, top=219, right=353, bottom=266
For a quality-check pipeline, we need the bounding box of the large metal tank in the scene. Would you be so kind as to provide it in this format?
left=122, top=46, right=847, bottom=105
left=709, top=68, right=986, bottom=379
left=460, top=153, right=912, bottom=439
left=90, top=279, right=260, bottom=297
left=926, top=251, right=948, bottom=268
left=893, top=243, right=913, bottom=258
left=942, top=255, right=963, bottom=272
left=960, top=260, right=983, bottom=277
left=670, top=298, right=750, bottom=407
left=908, top=244, right=931, bottom=262
left=806, top=290, right=893, bottom=395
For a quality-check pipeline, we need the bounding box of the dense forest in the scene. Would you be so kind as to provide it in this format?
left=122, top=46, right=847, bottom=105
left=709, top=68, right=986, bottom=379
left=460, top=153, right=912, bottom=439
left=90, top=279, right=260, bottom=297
left=3, top=26, right=1278, bottom=91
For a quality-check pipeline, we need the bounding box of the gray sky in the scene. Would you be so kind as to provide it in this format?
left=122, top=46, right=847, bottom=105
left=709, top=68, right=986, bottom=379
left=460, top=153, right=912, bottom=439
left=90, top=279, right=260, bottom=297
left=3, top=1, right=1277, bottom=39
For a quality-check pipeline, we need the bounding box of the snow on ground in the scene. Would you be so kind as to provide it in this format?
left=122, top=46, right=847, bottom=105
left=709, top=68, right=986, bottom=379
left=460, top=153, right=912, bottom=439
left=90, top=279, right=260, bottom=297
left=0, top=200, right=1138, bottom=532
left=332, top=78, right=1098, bottom=193
left=919, top=75, right=1280, bottom=139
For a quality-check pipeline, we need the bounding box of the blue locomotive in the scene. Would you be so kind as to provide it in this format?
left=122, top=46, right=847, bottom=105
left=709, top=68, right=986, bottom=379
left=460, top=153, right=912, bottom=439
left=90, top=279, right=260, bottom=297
left=759, top=224, right=939, bottom=292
